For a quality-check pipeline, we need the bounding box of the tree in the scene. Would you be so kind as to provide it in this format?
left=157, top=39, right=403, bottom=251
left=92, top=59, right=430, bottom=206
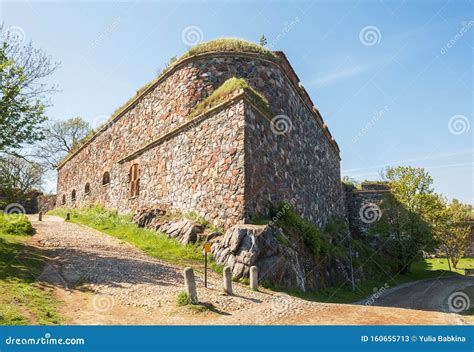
left=372, top=166, right=439, bottom=273
left=434, top=199, right=471, bottom=270
left=35, top=117, right=92, bottom=168
left=0, top=25, right=59, bottom=154
left=259, top=34, right=267, bottom=47
left=0, top=155, right=44, bottom=193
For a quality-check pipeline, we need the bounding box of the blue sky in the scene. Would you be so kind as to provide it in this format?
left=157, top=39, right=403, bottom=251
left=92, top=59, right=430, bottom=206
left=1, top=0, right=472, bottom=204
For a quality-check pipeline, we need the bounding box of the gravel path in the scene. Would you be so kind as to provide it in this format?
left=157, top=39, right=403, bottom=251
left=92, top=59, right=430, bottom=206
left=27, top=215, right=468, bottom=325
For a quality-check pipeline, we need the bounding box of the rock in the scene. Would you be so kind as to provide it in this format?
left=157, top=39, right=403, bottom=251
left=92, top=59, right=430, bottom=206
left=132, top=207, right=206, bottom=244
left=211, top=224, right=354, bottom=292
left=206, top=232, right=222, bottom=242
left=132, top=207, right=167, bottom=228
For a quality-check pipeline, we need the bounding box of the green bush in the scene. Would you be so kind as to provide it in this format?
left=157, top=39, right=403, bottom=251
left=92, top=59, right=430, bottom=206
left=271, top=202, right=323, bottom=255
left=0, top=214, right=33, bottom=236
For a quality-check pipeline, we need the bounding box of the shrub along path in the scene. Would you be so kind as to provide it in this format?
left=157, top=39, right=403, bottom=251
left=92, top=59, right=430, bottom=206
left=27, top=215, right=467, bottom=325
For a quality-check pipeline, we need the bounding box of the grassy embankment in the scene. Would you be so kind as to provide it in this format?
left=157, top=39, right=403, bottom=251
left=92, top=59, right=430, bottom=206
left=0, top=213, right=61, bottom=325
left=48, top=206, right=221, bottom=270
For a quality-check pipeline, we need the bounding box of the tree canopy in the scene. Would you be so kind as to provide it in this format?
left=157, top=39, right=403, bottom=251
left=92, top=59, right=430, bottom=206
left=0, top=25, right=59, bottom=154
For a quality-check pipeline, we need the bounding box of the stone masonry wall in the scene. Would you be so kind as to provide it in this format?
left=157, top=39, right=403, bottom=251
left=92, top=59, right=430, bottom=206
left=244, top=101, right=345, bottom=228
left=58, top=100, right=245, bottom=229
left=57, top=51, right=342, bottom=229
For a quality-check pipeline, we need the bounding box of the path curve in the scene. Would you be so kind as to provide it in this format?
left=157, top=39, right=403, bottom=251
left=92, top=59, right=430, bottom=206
left=359, top=276, right=474, bottom=313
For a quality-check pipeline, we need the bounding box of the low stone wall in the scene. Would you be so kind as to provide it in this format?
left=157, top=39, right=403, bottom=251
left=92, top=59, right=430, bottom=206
left=0, top=190, right=42, bottom=214
left=345, top=183, right=390, bottom=237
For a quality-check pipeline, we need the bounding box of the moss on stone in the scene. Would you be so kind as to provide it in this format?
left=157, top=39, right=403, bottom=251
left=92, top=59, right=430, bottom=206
left=188, top=77, right=272, bottom=118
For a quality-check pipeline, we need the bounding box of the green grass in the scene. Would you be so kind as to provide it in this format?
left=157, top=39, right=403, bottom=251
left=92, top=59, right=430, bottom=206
left=49, top=206, right=204, bottom=267
left=418, top=257, right=474, bottom=275
left=176, top=291, right=193, bottom=306
left=188, top=77, right=272, bottom=118
left=176, top=291, right=210, bottom=312
left=0, top=214, right=61, bottom=325
left=181, top=38, right=278, bottom=61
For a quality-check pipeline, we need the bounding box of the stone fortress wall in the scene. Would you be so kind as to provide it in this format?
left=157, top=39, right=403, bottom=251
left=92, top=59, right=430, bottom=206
left=57, top=45, right=344, bottom=229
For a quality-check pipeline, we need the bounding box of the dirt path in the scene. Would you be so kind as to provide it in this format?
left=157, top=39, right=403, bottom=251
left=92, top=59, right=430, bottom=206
left=28, top=215, right=468, bottom=325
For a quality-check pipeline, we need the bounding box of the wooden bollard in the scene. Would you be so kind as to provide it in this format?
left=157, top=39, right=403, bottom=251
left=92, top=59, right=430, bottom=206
left=223, top=266, right=233, bottom=295
left=65, top=213, right=70, bottom=221
left=250, top=266, right=258, bottom=291
left=183, top=267, right=198, bottom=304
left=38, top=212, right=42, bottom=221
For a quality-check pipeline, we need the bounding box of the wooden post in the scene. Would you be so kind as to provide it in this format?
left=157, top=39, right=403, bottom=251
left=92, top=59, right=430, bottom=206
left=183, top=267, right=198, bottom=304
left=38, top=212, right=42, bottom=221
left=66, top=213, right=70, bottom=221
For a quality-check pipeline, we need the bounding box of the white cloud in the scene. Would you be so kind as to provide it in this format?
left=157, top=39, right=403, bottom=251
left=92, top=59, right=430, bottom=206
left=309, top=65, right=368, bottom=88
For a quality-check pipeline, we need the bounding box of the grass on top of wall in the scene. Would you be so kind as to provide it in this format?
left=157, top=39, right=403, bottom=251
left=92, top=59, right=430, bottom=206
left=48, top=206, right=204, bottom=267
left=0, top=214, right=62, bottom=325
left=188, top=77, right=272, bottom=118
left=180, top=38, right=278, bottom=61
